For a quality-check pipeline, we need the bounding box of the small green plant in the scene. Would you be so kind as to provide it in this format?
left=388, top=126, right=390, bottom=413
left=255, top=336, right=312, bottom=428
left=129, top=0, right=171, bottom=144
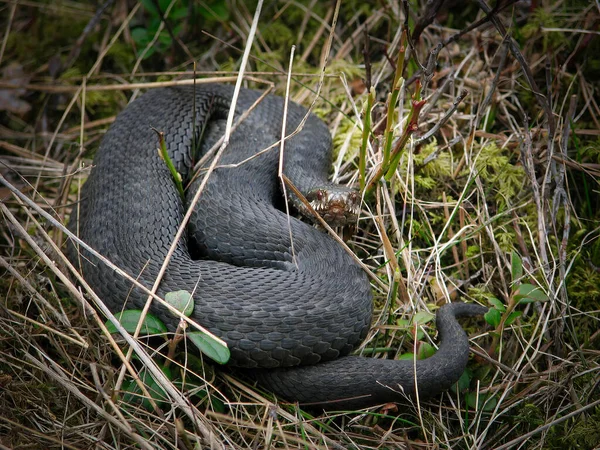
left=485, top=251, right=549, bottom=352
left=360, top=30, right=429, bottom=197
left=131, top=0, right=229, bottom=59
left=153, top=128, right=185, bottom=200
left=131, top=0, right=187, bottom=59
left=105, top=289, right=229, bottom=411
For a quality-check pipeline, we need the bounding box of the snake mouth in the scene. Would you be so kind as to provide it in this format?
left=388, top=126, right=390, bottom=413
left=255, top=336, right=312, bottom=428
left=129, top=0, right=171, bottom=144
left=305, top=187, right=361, bottom=227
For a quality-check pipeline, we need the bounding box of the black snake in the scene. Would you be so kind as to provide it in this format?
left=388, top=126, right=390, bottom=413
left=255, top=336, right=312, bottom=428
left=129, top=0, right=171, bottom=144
left=68, top=84, right=487, bottom=409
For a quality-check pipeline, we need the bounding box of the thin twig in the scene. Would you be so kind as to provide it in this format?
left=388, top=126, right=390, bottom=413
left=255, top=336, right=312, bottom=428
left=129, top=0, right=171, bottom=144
left=278, top=45, right=298, bottom=268
left=414, top=89, right=469, bottom=145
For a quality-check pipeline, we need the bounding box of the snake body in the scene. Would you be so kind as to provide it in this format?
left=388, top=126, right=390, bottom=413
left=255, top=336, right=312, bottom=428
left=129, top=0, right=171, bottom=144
left=68, top=84, right=486, bottom=409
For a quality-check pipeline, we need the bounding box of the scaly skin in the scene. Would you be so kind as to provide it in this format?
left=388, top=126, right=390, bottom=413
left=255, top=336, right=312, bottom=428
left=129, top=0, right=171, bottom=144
left=67, top=84, right=487, bottom=409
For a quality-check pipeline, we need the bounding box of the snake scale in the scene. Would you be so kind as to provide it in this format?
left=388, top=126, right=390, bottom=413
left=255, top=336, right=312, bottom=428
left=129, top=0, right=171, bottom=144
left=67, top=84, right=487, bottom=409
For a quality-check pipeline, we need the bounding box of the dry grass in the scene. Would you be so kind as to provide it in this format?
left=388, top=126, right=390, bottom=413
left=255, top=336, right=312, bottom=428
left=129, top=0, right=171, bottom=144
left=1, top=0, right=599, bottom=449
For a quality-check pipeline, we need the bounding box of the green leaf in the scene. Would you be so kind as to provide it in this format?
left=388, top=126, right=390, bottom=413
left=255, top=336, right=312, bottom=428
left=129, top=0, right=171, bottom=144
left=481, top=393, right=498, bottom=411
left=505, top=311, right=523, bottom=326
left=165, top=290, right=194, bottom=317
left=514, top=283, right=548, bottom=303
left=180, top=353, right=216, bottom=380
left=488, top=297, right=506, bottom=312
left=417, top=342, right=436, bottom=359
left=199, top=0, right=229, bottom=21
left=140, top=0, right=159, bottom=15
left=398, top=352, right=415, bottom=361
left=457, top=370, right=471, bottom=391
left=171, top=7, right=188, bottom=20
left=157, top=31, right=173, bottom=46
left=122, top=366, right=172, bottom=410
left=413, top=310, right=434, bottom=325
left=396, top=317, right=424, bottom=338
left=138, top=46, right=156, bottom=59
left=172, top=24, right=184, bottom=36
left=209, top=395, right=227, bottom=413
left=105, top=310, right=167, bottom=336
left=131, top=27, right=150, bottom=46
left=396, top=318, right=410, bottom=327
left=158, top=0, right=172, bottom=12
left=465, top=391, right=477, bottom=409
left=466, top=391, right=498, bottom=411
left=511, top=250, right=523, bottom=284
left=188, top=331, right=230, bottom=364
left=147, top=17, right=162, bottom=34
left=484, top=308, right=502, bottom=327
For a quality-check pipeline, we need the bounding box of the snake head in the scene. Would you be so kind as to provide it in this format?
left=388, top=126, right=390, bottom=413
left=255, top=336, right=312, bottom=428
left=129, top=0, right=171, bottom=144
left=305, top=186, right=361, bottom=227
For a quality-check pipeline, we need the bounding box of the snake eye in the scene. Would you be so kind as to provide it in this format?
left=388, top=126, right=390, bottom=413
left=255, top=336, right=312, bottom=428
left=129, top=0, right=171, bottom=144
left=315, top=189, right=326, bottom=201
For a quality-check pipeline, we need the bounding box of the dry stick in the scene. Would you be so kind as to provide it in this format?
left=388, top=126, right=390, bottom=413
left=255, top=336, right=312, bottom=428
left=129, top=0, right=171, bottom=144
left=441, top=0, right=518, bottom=49
left=277, top=0, right=379, bottom=285
left=373, top=213, right=409, bottom=311
left=421, top=43, right=442, bottom=93
left=410, top=0, right=445, bottom=44
left=459, top=40, right=511, bottom=298
left=0, top=141, right=49, bottom=160
left=362, top=26, right=372, bottom=91
left=442, top=191, right=463, bottom=279
left=205, top=400, right=340, bottom=450
left=4, top=309, right=85, bottom=348
left=86, top=69, right=334, bottom=79
left=302, top=0, right=342, bottom=123
left=30, top=2, right=142, bottom=234
left=0, top=75, right=240, bottom=93
left=414, top=89, right=469, bottom=145
left=89, top=362, right=130, bottom=426
left=25, top=353, right=156, bottom=450
left=278, top=45, right=299, bottom=268
left=335, top=9, right=384, bottom=62
left=380, top=176, right=411, bottom=288
left=299, top=4, right=333, bottom=63
left=292, top=0, right=316, bottom=48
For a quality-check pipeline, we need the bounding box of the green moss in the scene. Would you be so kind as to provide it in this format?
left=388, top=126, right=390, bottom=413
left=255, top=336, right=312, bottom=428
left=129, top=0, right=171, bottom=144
left=105, top=41, right=137, bottom=71
left=331, top=117, right=362, bottom=162
left=520, top=7, right=564, bottom=53
left=470, top=143, right=526, bottom=210
left=545, top=407, right=600, bottom=450
left=260, top=22, right=296, bottom=53
left=415, top=141, right=454, bottom=181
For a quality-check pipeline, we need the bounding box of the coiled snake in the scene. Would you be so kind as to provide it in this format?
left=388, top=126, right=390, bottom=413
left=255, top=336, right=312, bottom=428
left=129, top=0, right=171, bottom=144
left=68, top=84, right=487, bottom=409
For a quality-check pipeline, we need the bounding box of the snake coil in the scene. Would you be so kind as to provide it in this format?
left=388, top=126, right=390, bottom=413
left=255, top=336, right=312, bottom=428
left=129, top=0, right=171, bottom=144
left=68, top=84, right=487, bottom=409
